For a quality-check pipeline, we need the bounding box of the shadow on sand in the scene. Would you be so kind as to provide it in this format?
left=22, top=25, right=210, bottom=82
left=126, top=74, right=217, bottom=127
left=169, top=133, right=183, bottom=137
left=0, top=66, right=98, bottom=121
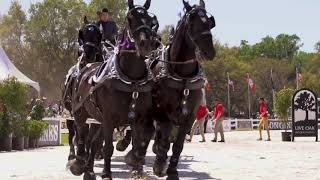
left=94, top=155, right=220, bottom=180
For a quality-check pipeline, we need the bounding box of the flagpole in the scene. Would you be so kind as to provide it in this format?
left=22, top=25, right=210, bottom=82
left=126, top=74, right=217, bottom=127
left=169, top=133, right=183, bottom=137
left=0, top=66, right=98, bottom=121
left=271, top=68, right=276, bottom=112
left=247, top=74, right=251, bottom=119
left=296, top=66, right=299, bottom=90
left=227, top=72, right=231, bottom=119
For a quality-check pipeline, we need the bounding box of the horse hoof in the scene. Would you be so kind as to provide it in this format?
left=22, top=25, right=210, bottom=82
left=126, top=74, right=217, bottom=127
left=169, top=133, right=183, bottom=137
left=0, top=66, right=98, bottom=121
left=68, top=154, right=76, bottom=161
left=152, top=144, right=159, bottom=154
left=131, top=169, right=147, bottom=179
left=166, top=174, right=179, bottom=180
left=116, top=139, right=130, bottom=152
left=94, top=152, right=103, bottom=161
left=83, top=172, right=96, bottom=180
left=125, top=150, right=145, bottom=167
left=68, top=159, right=85, bottom=176
left=101, top=175, right=112, bottom=180
left=153, top=159, right=167, bottom=177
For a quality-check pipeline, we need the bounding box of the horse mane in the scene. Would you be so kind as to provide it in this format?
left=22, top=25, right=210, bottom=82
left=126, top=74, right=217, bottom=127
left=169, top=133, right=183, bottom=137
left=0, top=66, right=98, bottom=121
left=169, top=16, right=187, bottom=62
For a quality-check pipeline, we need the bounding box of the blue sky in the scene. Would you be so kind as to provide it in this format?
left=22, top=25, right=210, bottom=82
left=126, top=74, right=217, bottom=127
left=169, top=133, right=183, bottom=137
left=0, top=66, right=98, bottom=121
left=0, top=0, right=319, bottom=52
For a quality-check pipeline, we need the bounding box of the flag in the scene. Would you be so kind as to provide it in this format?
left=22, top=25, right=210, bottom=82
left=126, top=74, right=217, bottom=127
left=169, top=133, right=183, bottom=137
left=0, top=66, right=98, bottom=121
left=247, top=73, right=255, bottom=91
left=228, top=78, right=235, bottom=92
left=296, top=66, right=303, bottom=81
left=298, top=73, right=303, bottom=81
left=271, top=68, right=275, bottom=90
left=204, top=79, right=211, bottom=92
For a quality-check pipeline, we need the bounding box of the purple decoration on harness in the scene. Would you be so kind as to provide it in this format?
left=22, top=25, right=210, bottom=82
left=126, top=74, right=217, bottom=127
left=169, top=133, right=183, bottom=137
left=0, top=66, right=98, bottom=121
left=119, top=37, right=131, bottom=49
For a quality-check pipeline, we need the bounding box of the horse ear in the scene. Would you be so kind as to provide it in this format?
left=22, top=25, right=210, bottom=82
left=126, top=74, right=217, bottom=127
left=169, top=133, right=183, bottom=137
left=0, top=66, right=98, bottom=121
left=182, top=0, right=192, bottom=12
left=83, top=16, right=88, bottom=24
left=128, top=0, right=134, bottom=10
left=199, top=0, right=205, bottom=8
left=143, top=0, right=151, bottom=10
left=169, top=26, right=175, bottom=36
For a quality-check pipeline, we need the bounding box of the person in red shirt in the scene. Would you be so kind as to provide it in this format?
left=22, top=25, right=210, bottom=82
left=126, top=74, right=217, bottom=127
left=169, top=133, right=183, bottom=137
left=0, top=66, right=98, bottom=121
left=187, top=104, right=209, bottom=143
left=212, top=99, right=225, bottom=142
left=257, top=97, right=271, bottom=141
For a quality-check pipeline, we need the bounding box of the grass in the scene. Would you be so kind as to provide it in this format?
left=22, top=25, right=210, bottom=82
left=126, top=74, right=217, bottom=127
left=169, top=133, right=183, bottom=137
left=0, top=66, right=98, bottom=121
left=61, top=133, right=69, bottom=145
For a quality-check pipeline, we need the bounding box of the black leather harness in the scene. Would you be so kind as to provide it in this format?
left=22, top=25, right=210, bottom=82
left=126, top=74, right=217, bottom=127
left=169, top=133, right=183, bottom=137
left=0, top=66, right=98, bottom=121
left=152, top=46, right=205, bottom=119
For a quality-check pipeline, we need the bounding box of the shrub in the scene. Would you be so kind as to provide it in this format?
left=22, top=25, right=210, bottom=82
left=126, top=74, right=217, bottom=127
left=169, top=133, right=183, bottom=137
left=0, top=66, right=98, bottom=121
left=275, top=88, right=294, bottom=131
left=0, top=111, right=12, bottom=137
left=0, top=77, right=28, bottom=117
left=22, top=120, right=32, bottom=137
left=27, top=120, right=49, bottom=138
left=11, top=119, right=25, bottom=137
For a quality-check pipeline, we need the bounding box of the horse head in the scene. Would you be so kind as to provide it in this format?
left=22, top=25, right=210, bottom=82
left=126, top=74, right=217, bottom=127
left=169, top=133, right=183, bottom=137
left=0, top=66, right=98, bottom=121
left=123, top=0, right=159, bottom=57
left=78, top=16, right=102, bottom=63
left=182, top=0, right=216, bottom=60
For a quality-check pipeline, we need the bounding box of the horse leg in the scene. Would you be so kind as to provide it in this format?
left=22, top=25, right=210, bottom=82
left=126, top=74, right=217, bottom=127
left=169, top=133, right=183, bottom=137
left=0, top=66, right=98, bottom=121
left=153, top=120, right=172, bottom=177
left=116, top=128, right=131, bottom=152
left=67, top=120, right=76, bottom=160
left=166, top=123, right=192, bottom=180
left=83, top=124, right=101, bottom=180
left=126, top=120, right=155, bottom=178
left=94, top=127, right=104, bottom=160
left=101, top=121, right=114, bottom=180
left=68, top=115, right=88, bottom=176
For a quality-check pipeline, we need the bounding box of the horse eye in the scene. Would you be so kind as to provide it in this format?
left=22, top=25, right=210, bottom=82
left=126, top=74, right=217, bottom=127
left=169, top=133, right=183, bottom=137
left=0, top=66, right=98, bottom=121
left=198, top=11, right=205, bottom=17
left=137, top=9, right=145, bottom=14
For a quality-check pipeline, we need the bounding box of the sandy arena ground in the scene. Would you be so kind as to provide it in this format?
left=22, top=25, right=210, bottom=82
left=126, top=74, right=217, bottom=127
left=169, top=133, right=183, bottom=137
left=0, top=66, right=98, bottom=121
left=1, top=131, right=320, bottom=180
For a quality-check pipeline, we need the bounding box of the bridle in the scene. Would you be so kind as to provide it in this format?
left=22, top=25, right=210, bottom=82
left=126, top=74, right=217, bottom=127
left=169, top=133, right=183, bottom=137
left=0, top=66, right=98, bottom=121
left=119, top=6, right=159, bottom=54
left=184, top=7, right=215, bottom=49
left=81, top=23, right=102, bottom=60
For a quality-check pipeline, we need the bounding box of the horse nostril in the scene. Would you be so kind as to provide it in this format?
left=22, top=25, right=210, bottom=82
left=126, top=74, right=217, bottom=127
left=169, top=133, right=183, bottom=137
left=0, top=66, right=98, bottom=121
left=140, top=32, right=146, bottom=41
left=140, top=40, right=146, bottom=47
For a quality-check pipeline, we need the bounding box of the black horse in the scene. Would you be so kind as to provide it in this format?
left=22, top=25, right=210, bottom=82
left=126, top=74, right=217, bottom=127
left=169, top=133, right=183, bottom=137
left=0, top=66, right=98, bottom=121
left=149, top=0, right=216, bottom=179
left=68, top=0, right=159, bottom=179
left=62, top=18, right=103, bottom=161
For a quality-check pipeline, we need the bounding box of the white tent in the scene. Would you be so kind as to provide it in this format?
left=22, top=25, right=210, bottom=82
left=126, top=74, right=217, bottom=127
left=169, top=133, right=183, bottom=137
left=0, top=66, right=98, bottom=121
left=0, top=47, right=40, bottom=92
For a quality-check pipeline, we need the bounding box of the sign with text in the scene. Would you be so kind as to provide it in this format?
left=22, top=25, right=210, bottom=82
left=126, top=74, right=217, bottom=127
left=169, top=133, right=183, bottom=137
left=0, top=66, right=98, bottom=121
left=38, top=118, right=61, bottom=146
left=269, top=121, right=292, bottom=130
left=292, top=89, right=318, bottom=141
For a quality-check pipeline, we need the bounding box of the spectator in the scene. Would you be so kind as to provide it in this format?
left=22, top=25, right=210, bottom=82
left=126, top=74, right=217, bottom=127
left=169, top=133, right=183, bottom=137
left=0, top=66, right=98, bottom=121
left=257, top=98, right=271, bottom=141
left=187, top=104, right=209, bottom=143
left=30, top=99, right=45, bottom=120
left=212, top=99, right=225, bottom=142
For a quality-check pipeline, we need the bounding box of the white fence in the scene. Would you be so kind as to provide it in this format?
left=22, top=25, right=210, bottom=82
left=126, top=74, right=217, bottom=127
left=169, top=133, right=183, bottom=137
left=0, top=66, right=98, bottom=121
left=205, top=119, right=295, bottom=133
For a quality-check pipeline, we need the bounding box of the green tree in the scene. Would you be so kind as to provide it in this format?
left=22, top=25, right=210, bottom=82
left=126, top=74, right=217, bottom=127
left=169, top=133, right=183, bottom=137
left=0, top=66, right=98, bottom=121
left=25, top=0, right=87, bottom=98
left=315, top=41, right=320, bottom=52
left=86, top=0, right=126, bottom=28
left=252, top=58, right=295, bottom=110
left=239, top=34, right=302, bottom=60
left=0, top=0, right=27, bottom=67
left=159, top=25, right=174, bottom=45
left=0, top=77, right=28, bottom=116
left=203, top=42, right=251, bottom=116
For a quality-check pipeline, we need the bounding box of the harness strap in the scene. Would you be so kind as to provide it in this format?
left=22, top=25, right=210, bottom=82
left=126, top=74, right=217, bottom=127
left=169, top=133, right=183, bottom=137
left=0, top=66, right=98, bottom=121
left=157, top=58, right=197, bottom=65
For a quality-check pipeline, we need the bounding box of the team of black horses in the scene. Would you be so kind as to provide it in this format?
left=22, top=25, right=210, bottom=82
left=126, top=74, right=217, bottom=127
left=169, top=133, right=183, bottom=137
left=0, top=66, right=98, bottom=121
left=62, top=0, right=216, bottom=179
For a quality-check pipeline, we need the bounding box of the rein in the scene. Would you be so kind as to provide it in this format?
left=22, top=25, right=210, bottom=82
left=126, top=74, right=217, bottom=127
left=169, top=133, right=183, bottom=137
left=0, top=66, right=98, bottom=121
left=119, top=49, right=139, bottom=53
left=157, top=58, right=196, bottom=65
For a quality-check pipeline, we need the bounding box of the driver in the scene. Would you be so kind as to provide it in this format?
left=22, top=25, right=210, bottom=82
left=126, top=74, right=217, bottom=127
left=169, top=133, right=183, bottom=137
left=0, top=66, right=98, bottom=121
left=96, top=8, right=118, bottom=46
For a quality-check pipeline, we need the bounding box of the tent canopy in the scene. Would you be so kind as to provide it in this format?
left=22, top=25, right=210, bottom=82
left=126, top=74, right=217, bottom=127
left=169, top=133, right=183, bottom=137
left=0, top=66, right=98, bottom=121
left=0, top=47, right=40, bottom=92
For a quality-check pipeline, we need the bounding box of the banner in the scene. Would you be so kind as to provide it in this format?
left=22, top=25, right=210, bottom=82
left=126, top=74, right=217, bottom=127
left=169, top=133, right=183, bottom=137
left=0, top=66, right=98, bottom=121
left=292, top=89, right=318, bottom=141
left=38, top=117, right=61, bottom=146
